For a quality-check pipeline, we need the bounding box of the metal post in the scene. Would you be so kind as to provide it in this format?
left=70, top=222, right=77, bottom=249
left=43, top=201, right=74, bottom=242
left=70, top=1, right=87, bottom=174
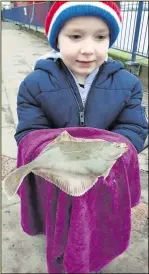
left=33, top=1, right=37, bottom=31
left=131, top=1, right=144, bottom=62
left=44, top=2, right=48, bottom=22
left=27, top=6, right=30, bottom=29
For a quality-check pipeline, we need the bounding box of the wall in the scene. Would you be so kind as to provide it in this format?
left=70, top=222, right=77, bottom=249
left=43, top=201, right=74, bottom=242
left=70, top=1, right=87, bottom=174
left=13, top=2, right=44, bottom=7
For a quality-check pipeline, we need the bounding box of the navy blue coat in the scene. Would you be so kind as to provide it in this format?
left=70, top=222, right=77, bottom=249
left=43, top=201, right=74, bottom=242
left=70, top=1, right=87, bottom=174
left=15, top=57, right=148, bottom=153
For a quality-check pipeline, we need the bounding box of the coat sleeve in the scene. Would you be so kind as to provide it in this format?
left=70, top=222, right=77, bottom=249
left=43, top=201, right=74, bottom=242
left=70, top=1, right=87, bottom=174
left=14, top=80, right=51, bottom=145
left=110, top=80, right=148, bottom=153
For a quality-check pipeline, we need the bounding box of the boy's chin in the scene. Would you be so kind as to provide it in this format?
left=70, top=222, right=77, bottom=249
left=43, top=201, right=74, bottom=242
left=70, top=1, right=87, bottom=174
left=72, top=68, right=96, bottom=83
left=76, top=67, right=97, bottom=75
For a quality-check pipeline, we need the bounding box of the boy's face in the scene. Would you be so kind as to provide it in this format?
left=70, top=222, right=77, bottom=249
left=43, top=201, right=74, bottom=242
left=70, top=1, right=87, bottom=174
left=58, top=16, right=110, bottom=83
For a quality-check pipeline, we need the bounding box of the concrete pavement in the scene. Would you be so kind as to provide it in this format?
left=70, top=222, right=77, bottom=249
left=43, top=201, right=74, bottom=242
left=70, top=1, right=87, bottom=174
left=2, top=21, right=148, bottom=273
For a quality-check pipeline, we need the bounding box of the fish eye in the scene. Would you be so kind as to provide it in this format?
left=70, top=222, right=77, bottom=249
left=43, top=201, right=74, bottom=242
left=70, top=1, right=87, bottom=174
left=116, top=144, right=121, bottom=148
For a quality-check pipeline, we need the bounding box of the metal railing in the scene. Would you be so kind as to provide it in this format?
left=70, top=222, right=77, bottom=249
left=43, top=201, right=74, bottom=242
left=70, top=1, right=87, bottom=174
left=113, top=1, right=148, bottom=60
left=2, top=1, right=148, bottom=61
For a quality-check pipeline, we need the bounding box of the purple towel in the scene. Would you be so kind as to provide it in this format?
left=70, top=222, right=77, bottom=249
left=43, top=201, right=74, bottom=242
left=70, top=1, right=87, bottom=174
left=16, top=127, right=141, bottom=273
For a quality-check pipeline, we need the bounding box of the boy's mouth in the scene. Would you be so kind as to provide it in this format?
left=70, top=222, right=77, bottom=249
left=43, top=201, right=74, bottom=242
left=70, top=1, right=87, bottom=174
left=76, top=60, right=95, bottom=66
left=77, top=60, right=95, bottom=63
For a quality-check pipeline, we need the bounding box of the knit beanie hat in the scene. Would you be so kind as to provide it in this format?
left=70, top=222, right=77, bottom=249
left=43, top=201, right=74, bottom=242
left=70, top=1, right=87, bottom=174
left=45, top=1, right=122, bottom=51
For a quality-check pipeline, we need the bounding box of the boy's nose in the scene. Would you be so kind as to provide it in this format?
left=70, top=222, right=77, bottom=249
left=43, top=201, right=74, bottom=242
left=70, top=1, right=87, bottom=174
left=80, top=41, right=95, bottom=55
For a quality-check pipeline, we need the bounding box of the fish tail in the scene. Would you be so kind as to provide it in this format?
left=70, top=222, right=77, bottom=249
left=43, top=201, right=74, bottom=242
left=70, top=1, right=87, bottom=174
left=2, top=163, right=32, bottom=200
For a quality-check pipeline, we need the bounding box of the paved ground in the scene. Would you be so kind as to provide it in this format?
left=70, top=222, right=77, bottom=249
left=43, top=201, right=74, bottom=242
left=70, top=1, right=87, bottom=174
left=2, top=22, right=148, bottom=273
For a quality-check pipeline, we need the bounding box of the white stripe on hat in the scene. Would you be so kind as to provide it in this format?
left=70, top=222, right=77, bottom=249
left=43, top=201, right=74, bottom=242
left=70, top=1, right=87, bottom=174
left=48, top=1, right=121, bottom=40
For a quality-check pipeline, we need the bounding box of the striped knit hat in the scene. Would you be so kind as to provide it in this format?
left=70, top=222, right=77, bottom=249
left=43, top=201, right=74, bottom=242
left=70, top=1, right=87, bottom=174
left=45, top=1, right=122, bottom=51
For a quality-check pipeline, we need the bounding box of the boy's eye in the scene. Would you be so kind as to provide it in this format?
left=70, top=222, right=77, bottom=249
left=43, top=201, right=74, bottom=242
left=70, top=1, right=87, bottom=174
left=96, top=35, right=107, bottom=40
left=69, top=35, right=81, bottom=40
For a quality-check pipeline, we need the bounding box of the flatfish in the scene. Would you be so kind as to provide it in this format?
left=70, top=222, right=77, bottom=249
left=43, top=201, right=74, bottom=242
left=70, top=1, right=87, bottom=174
left=3, top=131, right=128, bottom=199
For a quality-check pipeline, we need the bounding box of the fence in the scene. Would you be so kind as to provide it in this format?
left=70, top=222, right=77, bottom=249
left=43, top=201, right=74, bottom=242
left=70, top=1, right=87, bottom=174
left=2, top=1, right=148, bottom=61
left=2, top=2, right=52, bottom=29
left=113, top=1, right=148, bottom=60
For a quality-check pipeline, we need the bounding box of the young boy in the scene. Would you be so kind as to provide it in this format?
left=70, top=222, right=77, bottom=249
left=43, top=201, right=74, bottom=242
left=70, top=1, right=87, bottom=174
left=15, top=1, right=148, bottom=153
left=12, top=2, right=148, bottom=273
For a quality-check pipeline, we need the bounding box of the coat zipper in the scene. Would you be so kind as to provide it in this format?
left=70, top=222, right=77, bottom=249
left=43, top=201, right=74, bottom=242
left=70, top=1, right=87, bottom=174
left=77, top=70, right=101, bottom=126
left=67, top=78, right=85, bottom=126
left=83, top=70, right=101, bottom=117
left=60, top=59, right=102, bottom=127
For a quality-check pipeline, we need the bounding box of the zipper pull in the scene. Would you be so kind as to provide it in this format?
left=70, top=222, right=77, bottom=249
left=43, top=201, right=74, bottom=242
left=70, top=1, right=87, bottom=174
left=79, top=111, right=85, bottom=126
